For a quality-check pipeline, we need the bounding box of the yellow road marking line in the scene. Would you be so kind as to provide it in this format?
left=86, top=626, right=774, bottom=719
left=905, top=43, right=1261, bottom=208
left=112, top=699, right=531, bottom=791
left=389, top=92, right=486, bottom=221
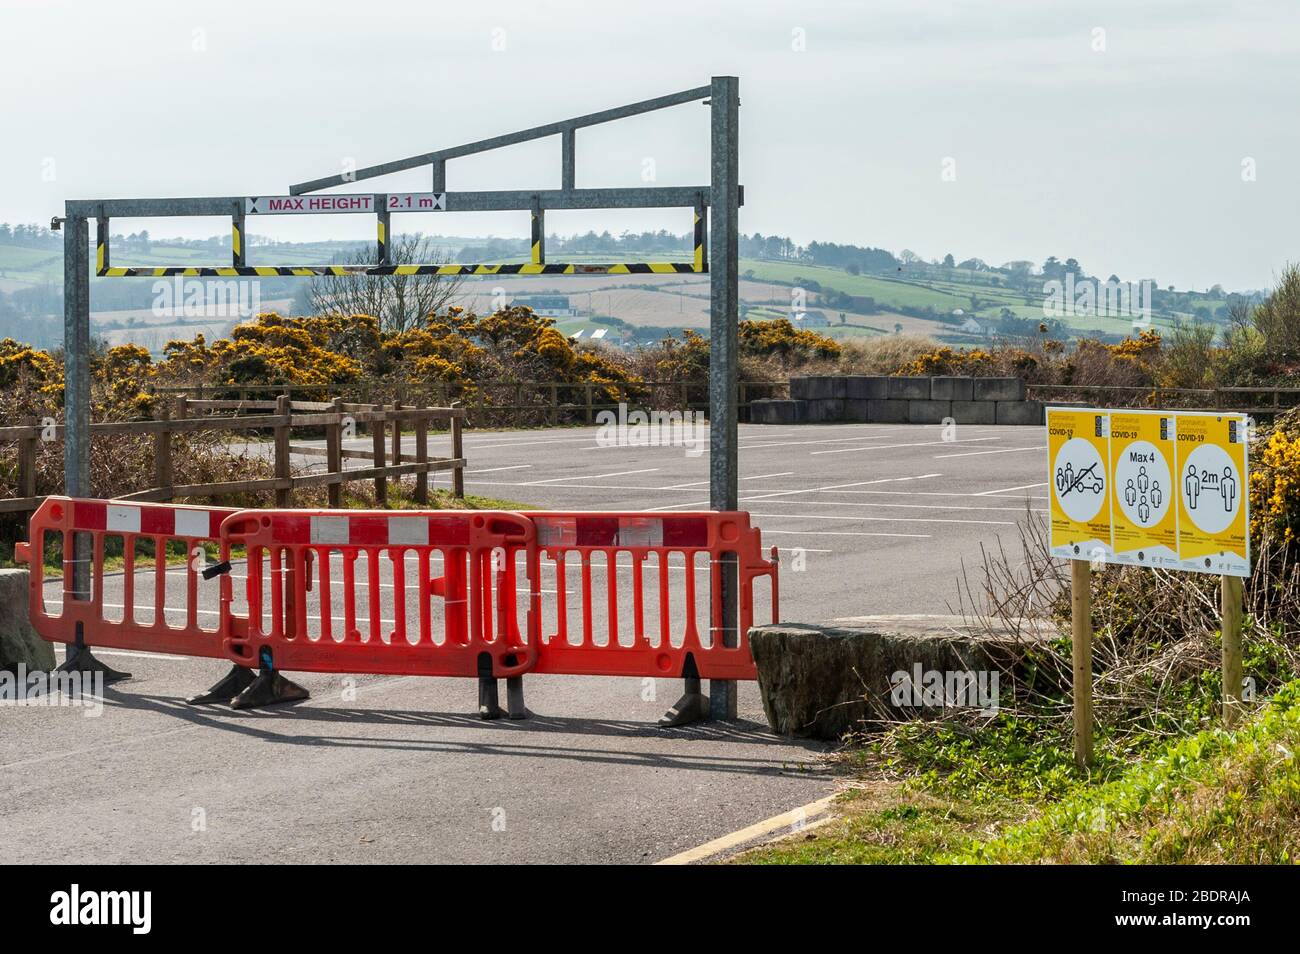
left=655, top=793, right=838, bottom=865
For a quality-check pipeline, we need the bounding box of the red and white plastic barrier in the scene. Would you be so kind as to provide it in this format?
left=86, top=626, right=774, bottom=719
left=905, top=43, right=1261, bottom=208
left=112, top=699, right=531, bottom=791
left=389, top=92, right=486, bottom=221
left=524, top=511, right=776, bottom=680
left=17, top=496, right=238, bottom=658
left=19, top=499, right=779, bottom=690
left=216, top=508, right=539, bottom=678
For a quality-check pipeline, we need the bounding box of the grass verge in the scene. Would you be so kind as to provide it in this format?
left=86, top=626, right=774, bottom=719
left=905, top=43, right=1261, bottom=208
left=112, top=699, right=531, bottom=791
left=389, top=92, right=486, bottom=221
left=741, top=682, right=1300, bottom=864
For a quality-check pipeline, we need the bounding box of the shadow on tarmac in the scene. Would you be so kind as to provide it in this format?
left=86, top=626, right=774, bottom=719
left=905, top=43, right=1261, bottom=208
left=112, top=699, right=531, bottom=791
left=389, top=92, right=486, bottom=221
left=93, top=688, right=833, bottom=779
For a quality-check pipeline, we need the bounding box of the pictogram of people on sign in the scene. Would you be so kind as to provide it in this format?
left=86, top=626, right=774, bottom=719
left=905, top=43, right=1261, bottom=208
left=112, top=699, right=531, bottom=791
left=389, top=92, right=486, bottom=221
left=1185, top=463, right=1201, bottom=510
left=1123, top=467, right=1162, bottom=525
left=1220, top=465, right=1237, bottom=513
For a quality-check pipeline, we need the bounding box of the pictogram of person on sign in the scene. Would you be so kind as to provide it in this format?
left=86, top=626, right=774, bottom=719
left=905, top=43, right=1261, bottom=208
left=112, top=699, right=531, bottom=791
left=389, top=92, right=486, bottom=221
left=1220, top=466, right=1237, bottom=513
left=1185, top=463, right=1201, bottom=510
left=1124, top=478, right=1137, bottom=506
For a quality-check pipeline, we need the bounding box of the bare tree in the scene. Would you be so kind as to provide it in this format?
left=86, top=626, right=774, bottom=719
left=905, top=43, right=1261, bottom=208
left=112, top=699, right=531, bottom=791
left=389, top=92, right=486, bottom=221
left=307, top=233, right=464, bottom=333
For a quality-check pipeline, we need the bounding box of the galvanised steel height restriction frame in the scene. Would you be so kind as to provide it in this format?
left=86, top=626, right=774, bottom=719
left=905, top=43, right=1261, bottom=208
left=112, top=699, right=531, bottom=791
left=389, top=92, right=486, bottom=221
left=57, top=76, right=744, bottom=722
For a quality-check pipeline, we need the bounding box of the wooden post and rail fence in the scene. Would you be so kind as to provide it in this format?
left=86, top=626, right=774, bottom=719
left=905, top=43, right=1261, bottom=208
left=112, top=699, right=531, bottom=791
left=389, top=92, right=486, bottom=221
left=1028, top=382, right=1300, bottom=417
left=0, top=395, right=465, bottom=517
left=145, top=379, right=788, bottom=428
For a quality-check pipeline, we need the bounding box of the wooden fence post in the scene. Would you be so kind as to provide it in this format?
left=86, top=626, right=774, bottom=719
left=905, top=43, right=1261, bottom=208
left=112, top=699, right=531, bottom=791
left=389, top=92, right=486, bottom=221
left=1221, top=573, right=1245, bottom=727
left=451, top=410, right=464, bottom=499
left=550, top=383, right=559, bottom=426
left=1071, top=558, right=1094, bottom=770
left=373, top=406, right=387, bottom=508
left=154, top=402, right=173, bottom=500
left=414, top=410, right=429, bottom=505
left=274, top=393, right=292, bottom=509
left=585, top=382, right=593, bottom=424
left=18, top=418, right=38, bottom=504
left=391, top=401, right=402, bottom=467
left=327, top=397, right=343, bottom=509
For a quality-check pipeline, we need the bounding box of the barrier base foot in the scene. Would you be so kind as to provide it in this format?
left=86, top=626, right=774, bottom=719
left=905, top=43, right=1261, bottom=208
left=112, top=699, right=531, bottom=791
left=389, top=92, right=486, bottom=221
left=506, top=675, right=528, bottom=720
left=230, top=668, right=310, bottom=710
left=658, top=690, right=709, bottom=727
left=478, top=675, right=502, bottom=720
left=186, top=665, right=256, bottom=705
left=56, top=646, right=131, bottom=684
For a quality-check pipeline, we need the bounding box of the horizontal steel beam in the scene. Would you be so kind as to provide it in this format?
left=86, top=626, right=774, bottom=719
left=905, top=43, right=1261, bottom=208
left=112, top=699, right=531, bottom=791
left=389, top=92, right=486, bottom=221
left=99, top=262, right=705, bottom=278
left=288, top=85, right=712, bottom=195
left=66, top=187, right=718, bottom=219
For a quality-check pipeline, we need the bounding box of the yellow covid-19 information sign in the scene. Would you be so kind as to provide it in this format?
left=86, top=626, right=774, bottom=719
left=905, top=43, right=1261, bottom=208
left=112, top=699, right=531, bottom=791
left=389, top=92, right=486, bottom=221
left=1047, top=406, right=1250, bottom=577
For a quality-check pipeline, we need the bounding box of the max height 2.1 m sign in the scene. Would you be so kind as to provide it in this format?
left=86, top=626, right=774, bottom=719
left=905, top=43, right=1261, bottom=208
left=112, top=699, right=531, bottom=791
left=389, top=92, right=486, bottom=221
left=1047, top=407, right=1250, bottom=576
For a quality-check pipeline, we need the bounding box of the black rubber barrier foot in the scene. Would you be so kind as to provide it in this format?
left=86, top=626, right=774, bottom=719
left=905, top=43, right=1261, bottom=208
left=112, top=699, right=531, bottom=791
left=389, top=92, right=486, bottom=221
left=506, top=675, right=528, bottom=720
left=56, top=646, right=131, bottom=684
left=478, top=675, right=502, bottom=720
left=658, top=689, right=709, bottom=727
left=186, top=664, right=256, bottom=705
left=229, top=669, right=309, bottom=710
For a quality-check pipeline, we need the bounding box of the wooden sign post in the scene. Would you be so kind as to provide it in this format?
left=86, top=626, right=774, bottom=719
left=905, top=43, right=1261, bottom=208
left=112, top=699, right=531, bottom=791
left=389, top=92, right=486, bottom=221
left=1221, top=574, right=1244, bottom=727
left=1071, top=559, right=1094, bottom=770
left=1047, top=407, right=1252, bottom=767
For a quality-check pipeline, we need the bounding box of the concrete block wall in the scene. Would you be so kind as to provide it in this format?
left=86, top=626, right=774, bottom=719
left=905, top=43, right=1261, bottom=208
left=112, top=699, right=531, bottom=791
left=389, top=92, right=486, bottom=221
left=759, top=375, right=1042, bottom=426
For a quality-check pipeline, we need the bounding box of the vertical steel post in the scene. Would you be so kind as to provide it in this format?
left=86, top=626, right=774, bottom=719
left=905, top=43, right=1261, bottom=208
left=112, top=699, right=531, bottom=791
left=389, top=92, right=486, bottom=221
left=431, top=159, right=446, bottom=193
left=561, top=128, right=576, bottom=191
left=708, top=75, right=740, bottom=721
left=63, top=211, right=91, bottom=601
left=274, top=393, right=292, bottom=509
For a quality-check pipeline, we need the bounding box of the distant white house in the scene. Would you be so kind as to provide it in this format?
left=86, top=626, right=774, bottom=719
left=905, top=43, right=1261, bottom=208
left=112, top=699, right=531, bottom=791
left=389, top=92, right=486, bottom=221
left=511, top=294, right=575, bottom=317
left=959, top=317, right=983, bottom=334
left=791, top=309, right=831, bottom=328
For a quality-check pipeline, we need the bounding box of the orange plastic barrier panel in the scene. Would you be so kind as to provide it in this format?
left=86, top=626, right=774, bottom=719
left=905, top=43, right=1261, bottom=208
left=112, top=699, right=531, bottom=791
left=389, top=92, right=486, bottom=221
left=16, top=496, right=238, bottom=658
left=20, top=500, right=779, bottom=691
left=217, top=509, right=540, bottom=678
left=522, top=511, right=778, bottom=680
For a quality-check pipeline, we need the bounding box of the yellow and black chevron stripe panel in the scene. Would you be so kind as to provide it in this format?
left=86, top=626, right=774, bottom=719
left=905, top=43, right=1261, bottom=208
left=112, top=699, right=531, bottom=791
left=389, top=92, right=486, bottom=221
left=693, top=209, right=706, bottom=271
left=98, top=262, right=707, bottom=277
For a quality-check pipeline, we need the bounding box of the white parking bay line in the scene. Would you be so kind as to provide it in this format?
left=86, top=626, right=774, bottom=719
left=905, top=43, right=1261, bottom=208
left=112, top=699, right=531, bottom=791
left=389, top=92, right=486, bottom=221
left=934, top=446, right=1045, bottom=460
left=744, top=473, right=942, bottom=502
left=761, top=528, right=930, bottom=539
left=466, top=464, right=533, bottom=474
left=810, top=437, right=999, bottom=457
left=662, top=471, right=793, bottom=489
left=973, top=481, right=1047, bottom=496
left=523, top=468, right=659, bottom=485
left=54, top=646, right=189, bottom=661
left=740, top=498, right=1043, bottom=514
left=749, top=512, right=1016, bottom=527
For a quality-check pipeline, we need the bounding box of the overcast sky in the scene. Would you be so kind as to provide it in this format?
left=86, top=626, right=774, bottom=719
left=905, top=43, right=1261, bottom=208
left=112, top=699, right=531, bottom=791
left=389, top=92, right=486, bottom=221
left=2, top=0, right=1297, bottom=291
